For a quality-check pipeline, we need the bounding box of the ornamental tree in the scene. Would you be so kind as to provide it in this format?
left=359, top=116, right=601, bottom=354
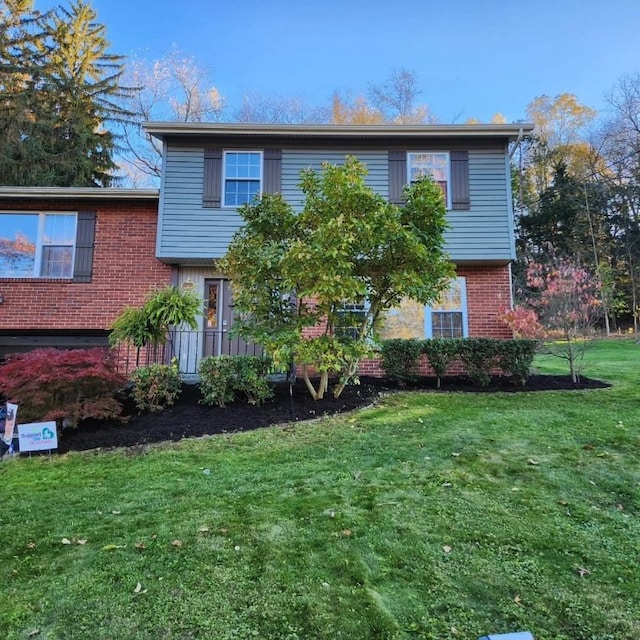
left=509, top=250, right=601, bottom=382
left=221, top=156, right=453, bottom=400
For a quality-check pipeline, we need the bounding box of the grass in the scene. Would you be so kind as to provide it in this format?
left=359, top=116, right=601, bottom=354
left=1, top=339, right=639, bottom=640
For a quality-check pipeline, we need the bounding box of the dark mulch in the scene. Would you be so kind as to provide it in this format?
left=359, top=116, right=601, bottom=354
left=56, top=374, right=610, bottom=453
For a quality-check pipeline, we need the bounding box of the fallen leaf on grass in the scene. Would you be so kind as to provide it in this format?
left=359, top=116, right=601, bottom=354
left=197, top=526, right=210, bottom=533
left=133, top=582, right=148, bottom=594
left=101, top=544, right=126, bottom=551
left=171, top=539, right=183, bottom=548
left=514, top=594, right=523, bottom=606
left=76, top=539, right=87, bottom=545
left=27, top=630, right=40, bottom=637
left=342, top=529, right=352, bottom=537
left=527, top=459, right=539, bottom=466
left=451, top=452, right=460, bottom=458
left=61, top=538, right=72, bottom=545
left=111, top=510, right=121, bottom=515
left=26, top=542, right=37, bottom=550
left=134, top=542, right=147, bottom=550
left=442, top=545, right=452, bottom=553
left=578, top=567, right=591, bottom=578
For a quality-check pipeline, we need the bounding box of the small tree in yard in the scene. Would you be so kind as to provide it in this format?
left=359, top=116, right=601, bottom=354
left=0, top=348, right=125, bottom=428
left=505, top=251, right=601, bottom=383
left=221, top=156, right=453, bottom=400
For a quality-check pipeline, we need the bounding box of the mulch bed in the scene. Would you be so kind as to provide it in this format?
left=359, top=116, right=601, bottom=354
left=53, top=374, right=610, bottom=453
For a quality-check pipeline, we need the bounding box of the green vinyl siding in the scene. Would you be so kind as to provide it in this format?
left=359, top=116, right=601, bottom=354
left=281, top=150, right=389, bottom=209
left=156, top=144, right=513, bottom=264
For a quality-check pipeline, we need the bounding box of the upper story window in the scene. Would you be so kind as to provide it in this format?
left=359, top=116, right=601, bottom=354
left=223, top=151, right=263, bottom=207
left=0, top=212, right=77, bottom=278
left=407, top=152, right=451, bottom=209
left=425, top=277, right=468, bottom=338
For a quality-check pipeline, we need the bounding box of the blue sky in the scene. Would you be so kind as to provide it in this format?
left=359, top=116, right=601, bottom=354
left=35, top=0, right=640, bottom=123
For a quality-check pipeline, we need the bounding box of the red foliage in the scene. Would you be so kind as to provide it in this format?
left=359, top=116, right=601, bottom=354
left=0, top=348, right=125, bottom=428
left=499, top=306, right=546, bottom=340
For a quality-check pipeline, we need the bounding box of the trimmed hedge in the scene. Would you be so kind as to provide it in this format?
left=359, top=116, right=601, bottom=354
left=379, top=338, right=539, bottom=387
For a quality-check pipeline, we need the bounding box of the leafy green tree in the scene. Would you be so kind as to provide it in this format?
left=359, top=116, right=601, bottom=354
left=222, top=157, right=453, bottom=400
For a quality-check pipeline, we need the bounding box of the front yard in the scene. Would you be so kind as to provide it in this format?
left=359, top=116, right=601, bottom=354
left=1, top=340, right=638, bottom=639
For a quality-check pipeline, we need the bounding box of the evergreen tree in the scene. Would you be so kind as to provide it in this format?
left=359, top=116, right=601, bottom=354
left=0, top=0, right=129, bottom=186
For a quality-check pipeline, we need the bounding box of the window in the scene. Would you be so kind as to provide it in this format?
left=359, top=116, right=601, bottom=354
left=407, top=152, right=450, bottom=208
left=0, top=212, right=77, bottom=278
left=223, top=151, right=262, bottom=207
left=336, top=300, right=369, bottom=341
left=425, top=277, right=468, bottom=338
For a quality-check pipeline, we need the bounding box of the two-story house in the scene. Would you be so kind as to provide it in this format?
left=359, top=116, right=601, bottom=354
left=0, top=123, right=532, bottom=376
left=144, top=122, right=532, bottom=374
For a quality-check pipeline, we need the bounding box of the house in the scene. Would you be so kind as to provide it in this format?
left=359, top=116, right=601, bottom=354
left=144, top=122, right=533, bottom=375
left=0, top=123, right=533, bottom=376
left=0, top=188, right=171, bottom=359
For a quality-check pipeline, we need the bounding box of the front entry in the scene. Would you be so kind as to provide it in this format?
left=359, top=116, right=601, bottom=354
left=203, top=279, right=261, bottom=357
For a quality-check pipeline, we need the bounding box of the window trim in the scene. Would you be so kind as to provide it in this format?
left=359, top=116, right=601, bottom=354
left=0, top=210, right=78, bottom=279
left=407, top=151, right=452, bottom=210
left=222, top=150, right=263, bottom=208
left=424, top=276, right=468, bottom=338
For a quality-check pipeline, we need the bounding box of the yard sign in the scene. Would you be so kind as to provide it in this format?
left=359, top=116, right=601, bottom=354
left=17, top=421, right=58, bottom=452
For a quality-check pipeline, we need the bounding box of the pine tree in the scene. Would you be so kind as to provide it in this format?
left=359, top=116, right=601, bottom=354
left=0, top=0, right=130, bottom=186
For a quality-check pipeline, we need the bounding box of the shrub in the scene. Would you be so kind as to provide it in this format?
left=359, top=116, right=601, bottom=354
left=130, top=363, right=182, bottom=413
left=422, top=338, right=460, bottom=388
left=233, top=356, right=274, bottom=405
left=0, top=348, right=125, bottom=428
left=379, top=339, right=423, bottom=384
left=457, top=339, right=498, bottom=387
left=198, top=356, right=237, bottom=407
left=198, top=356, right=273, bottom=408
left=497, top=339, right=539, bottom=386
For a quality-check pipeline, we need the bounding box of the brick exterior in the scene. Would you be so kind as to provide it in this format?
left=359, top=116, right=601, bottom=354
left=0, top=198, right=172, bottom=333
left=296, top=264, right=514, bottom=378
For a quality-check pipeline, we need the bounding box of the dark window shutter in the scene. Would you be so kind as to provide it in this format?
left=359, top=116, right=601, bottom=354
left=388, top=150, right=407, bottom=204
left=263, top=148, right=282, bottom=194
left=73, top=210, right=96, bottom=283
left=451, top=150, right=470, bottom=210
left=203, top=148, right=222, bottom=208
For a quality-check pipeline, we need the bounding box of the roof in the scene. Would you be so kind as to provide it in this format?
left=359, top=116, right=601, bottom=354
left=0, top=187, right=158, bottom=201
left=144, top=122, right=535, bottom=142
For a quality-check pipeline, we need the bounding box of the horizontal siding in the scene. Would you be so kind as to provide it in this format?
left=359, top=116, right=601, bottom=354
left=446, top=149, right=513, bottom=261
left=158, top=144, right=513, bottom=263
left=281, top=150, right=388, bottom=209
left=158, top=146, right=240, bottom=259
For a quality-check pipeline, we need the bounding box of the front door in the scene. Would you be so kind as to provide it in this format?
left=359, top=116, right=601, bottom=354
left=203, top=279, right=261, bottom=357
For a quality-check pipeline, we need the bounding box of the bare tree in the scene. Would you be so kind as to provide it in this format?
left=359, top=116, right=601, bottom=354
left=233, top=92, right=328, bottom=124
left=368, top=68, right=437, bottom=124
left=118, top=48, right=224, bottom=185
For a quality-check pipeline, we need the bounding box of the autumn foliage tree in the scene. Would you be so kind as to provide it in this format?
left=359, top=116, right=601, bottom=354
left=505, top=250, right=602, bottom=382
left=221, top=157, right=453, bottom=400
left=0, top=348, right=125, bottom=428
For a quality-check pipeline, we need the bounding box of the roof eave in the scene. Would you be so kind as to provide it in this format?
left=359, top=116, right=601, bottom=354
left=0, top=187, right=159, bottom=201
left=143, top=122, right=535, bottom=142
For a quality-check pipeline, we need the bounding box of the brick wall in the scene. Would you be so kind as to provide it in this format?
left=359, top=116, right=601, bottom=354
left=0, top=198, right=172, bottom=332
left=298, top=264, right=514, bottom=378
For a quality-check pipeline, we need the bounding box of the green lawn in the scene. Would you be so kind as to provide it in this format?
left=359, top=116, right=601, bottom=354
left=1, top=339, right=639, bottom=640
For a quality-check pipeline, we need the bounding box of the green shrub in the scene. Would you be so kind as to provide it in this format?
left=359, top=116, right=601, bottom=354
left=198, top=356, right=274, bottom=408
left=233, top=356, right=274, bottom=405
left=497, top=339, right=539, bottom=385
left=198, top=356, right=237, bottom=407
left=422, top=338, right=460, bottom=388
left=0, top=348, right=124, bottom=428
left=130, top=363, right=182, bottom=413
left=458, top=338, right=499, bottom=387
left=379, top=339, right=423, bottom=384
